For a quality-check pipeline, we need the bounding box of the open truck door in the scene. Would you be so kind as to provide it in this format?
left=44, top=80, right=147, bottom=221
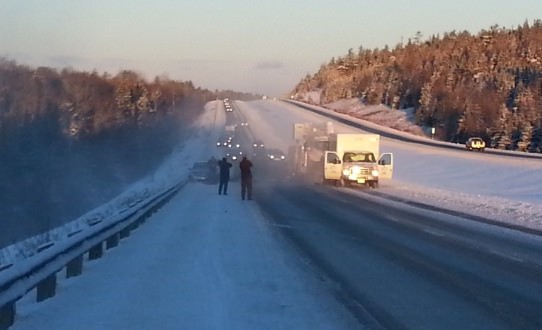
left=324, top=151, right=342, bottom=180
left=377, top=153, right=393, bottom=179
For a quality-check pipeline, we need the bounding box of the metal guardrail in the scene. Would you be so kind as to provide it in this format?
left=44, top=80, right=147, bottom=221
left=283, top=99, right=542, bottom=160
left=0, top=182, right=184, bottom=329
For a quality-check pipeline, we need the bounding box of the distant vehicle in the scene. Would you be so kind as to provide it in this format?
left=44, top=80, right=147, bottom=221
left=228, top=142, right=241, bottom=148
left=216, top=136, right=230, bottom=147
left=267, top=148, right=286, bottom=161
left=252, top=140, right=265, bottom=148
left=466, top=137, right=486, bottom=151
left=225, top=150, right=244, bottom=162
left=225, top=124, right=236, bottom=134
left=240, top=122, right=249, bottom=126
left=189, top=162, right=212, bottom=182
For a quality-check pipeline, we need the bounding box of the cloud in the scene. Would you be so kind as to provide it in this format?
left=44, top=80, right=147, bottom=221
left=48, top=55, right=88, bottom=67
left=1, top=53, right=296, bottom=95
left=253, top=61, right=284, bottom=70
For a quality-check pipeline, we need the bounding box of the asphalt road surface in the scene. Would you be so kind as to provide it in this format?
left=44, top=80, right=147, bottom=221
left=256, top=175, right=542, bottom=330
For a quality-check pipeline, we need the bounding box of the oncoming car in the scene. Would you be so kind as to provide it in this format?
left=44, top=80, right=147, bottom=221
left=228, top=142, right=241, bottom=149
left=465, top=137, right=486, bottom=151
left=266, top=148, right=286, bottom=161
left=217, top=136, right=233, bottom=147
left=252, top=140, right=265, bottom=148
left=225, top=150, right=244, bottom=162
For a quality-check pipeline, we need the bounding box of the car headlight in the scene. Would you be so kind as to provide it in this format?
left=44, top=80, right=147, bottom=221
left=281, top=155, right=285, bottom=159
left=270, top=155, right=275, bottom=159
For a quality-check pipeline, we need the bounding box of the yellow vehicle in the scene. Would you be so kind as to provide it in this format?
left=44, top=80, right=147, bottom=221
left=466, top=137, right=486, bottom=151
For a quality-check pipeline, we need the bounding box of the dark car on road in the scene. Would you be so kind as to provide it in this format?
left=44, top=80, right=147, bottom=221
left=189, top=161, right=217, bottom=183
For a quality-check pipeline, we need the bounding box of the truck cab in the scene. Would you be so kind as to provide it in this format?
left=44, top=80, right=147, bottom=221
left=322, top=134, right=393, bottom=188
left=324, top=150, right=393, bottom=188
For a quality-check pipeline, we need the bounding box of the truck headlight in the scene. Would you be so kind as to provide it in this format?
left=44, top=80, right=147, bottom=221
left=371, top=169, right=379, bottom=176
left=342, top=169, right=350, bottom=176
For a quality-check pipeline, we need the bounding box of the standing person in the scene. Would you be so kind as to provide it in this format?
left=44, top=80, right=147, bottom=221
left=239, top=156, right=253, bottom=200
left=217, top=157, right=232, bottom=195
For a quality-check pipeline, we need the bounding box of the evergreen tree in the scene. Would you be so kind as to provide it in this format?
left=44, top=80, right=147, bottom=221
left=517, top=123, right=533, bottom=151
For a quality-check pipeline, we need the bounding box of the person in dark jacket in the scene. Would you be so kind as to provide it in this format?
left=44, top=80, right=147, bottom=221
left=239, top=156, right=253, bottom=200
left=217, top=157, right=232, bottom=195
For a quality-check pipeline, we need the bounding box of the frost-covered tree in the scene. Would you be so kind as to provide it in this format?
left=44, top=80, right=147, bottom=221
left=490, top=104, right=514, bottom=150
left=517, top=123, right=533, bottom=152
left=292, top=20, right=542, bottom=152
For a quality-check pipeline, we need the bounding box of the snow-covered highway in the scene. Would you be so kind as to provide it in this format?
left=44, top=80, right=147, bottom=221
left=6, top=99, right=542, bottom=329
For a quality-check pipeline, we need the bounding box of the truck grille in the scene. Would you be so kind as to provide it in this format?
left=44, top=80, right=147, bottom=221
left=349, top=167, right=370, bottom=176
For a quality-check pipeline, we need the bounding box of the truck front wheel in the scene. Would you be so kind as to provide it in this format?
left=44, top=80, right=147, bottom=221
left=340, top=177, right=351, bottom=187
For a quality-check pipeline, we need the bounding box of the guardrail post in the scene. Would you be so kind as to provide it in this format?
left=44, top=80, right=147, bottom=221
left=106, top=233, right=119, bottom=249
left=120, top=226, right=130, bottom=239
left=0, top=301, right=15, bottom=329
left=88, top=242, right=103, bottom=260
left=37, top=273, right=57, bottom=302
left=130, top=220, right=140, bottom=231
left=66, top=255, right=83, bottom=278
left=139, top=215, right=147, bottom=225
left=142, top=210, right=153, bottom=223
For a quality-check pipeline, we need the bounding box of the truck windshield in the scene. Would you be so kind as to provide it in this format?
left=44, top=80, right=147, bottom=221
left=343, top=152, right=375, bottom=162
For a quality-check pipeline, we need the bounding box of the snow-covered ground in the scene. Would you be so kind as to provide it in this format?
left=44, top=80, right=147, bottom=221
left=12, top=181, right=360, bottom=329
left=5, top=98, right=542, bottom=329
left=323, top=98, right=426, bottom=136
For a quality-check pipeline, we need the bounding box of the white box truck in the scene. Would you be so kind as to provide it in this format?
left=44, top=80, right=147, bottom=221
left=323, top=134, right=393, bottom=188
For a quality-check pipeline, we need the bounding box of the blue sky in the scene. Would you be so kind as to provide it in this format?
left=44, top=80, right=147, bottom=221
left=1, top=0, right=541, bottom=96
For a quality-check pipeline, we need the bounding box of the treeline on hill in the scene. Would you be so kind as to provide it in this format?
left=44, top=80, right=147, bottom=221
left=0, top=59, right=259, bottom=245
left=293, top=20, right=542, bottom=152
